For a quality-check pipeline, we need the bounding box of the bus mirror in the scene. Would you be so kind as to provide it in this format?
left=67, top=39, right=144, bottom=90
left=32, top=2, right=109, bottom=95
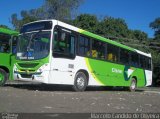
left=12, top=36, right=18, bottom=43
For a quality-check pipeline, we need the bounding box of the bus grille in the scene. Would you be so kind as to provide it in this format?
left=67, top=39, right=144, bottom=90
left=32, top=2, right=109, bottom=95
left=17, top=63, right=39, bottom=68
left=21, top=74, right=32, bottom=78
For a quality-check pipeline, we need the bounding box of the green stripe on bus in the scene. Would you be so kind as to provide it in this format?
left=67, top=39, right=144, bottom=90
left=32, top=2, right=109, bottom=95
left=85, top=58, right=104, bottom=85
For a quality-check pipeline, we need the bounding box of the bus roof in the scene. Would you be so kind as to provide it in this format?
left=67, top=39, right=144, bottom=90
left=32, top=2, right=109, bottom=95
left=0, top=28, right=18, bottom=35
left=22, top=19, right=151, bottom=58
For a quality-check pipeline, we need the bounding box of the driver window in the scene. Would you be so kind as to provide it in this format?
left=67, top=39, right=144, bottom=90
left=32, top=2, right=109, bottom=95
left=0, top=34, right=11, bottom=53
left=53, top=28, right=75, bottom=58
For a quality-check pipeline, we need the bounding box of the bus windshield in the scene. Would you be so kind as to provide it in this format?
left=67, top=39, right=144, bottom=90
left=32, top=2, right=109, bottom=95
left=16, top=31, right=51, bottom=60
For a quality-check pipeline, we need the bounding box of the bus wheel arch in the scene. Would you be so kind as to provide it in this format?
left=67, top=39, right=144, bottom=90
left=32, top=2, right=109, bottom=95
left=129, top=76, right=137, bottom=92
left=132, top=76, right=137, bottom=83
left=0, top=66, right=10, bottom=74
left=0, top=67, right=9, bottom=86
left=73, top=70, right=89, bottom=92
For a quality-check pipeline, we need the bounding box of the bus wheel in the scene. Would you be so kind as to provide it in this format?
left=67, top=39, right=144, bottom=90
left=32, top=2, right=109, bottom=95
left=0, top=69, right=8, bottom=86
left=73, top=72, right=88, bottom=92
left=129, top=78, right=137, bottom=92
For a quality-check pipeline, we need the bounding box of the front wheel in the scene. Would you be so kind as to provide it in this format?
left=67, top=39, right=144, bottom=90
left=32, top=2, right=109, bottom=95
left=0, top=69, right=8, bottom=86
left=73, top=72, right=88, bottom=92
left=129, top=78, right=137, bottom=92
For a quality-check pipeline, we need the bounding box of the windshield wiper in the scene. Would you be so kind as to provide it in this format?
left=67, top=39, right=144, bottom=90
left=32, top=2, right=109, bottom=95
left=27, top=30, right=42, bottom=52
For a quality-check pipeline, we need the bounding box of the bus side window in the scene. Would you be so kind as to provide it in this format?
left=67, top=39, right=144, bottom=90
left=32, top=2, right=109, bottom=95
left=130, top=53, right=139, bottom=67
left=53, top=28, right=75, bottom=59
left=53, top=30, right=67, bottom=53
left=78, top=36, right=90, bottom=57
left=120, top=49, right=130, bottom=65
left=140, top=55, right=145, bottom=69
left=92, top=40, right=105, bottom=59
left=144, top=57, right=151, bottom=70
left=107, top=44, right=118, bottom=62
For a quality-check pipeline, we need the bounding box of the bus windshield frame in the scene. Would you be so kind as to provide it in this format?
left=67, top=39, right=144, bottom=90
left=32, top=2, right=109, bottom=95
left=16, top=30, right=51, bottom=60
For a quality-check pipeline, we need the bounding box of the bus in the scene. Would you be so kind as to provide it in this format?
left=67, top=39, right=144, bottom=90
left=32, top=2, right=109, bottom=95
left=13, top=20, right=152, bottom=91
left=0, top=28, right=18, bottom=86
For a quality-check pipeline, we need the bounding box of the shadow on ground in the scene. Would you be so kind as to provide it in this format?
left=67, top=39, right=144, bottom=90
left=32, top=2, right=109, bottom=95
left=5, top=82, right=145, bottom=92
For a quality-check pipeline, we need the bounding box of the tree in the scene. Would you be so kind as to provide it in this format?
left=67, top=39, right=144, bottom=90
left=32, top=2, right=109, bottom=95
left=41, top=0, right=83, bottom=20
left=11, top=0, right=83, bottom=30
left=0, top=25, right=10, bottom=30
left=72, top=14, right=99, bottom=33
left=11, top=10, right=37, bottom=30
left=72, top=15, right=148, bottom=42
left=150, top=17, right=160, bottom=40
left=131, top=30, right=148, bottom=41
left=97, top=17, right=129, bottom=38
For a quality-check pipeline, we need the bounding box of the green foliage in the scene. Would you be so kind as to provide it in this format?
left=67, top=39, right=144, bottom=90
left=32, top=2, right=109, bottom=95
left=0, top=25, right=11, bottom=30
left=72, top=14, right=98, bottom=33
left=11, top=11, right=37, bottom=30
left=151, top=50, right=160, bottom=66
left=72, top=14, right=148, bottom=41
left=150, top=17, right=160, bottom=40
left=130, top=30, right=148, bottom=41
left=42, top=0, right=83, bottom=20
left=98, top=17, right=129, bottom=38
left=11, top=0, right=83, bottom=30
left=73, top=15, right=130, bottom=38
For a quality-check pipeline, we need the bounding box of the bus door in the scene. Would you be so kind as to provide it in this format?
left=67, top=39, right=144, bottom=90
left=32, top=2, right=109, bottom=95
left=49, top=27, right=76, bottom=84
left=10, top=36, right=18, bottom=80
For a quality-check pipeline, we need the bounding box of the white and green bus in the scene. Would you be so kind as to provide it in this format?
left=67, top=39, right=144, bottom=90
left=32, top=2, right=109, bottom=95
left=14, top=20, right=152, bottom=91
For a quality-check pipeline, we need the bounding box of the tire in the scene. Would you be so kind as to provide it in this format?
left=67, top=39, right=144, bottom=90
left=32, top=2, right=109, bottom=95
left=0, top=68, right=8, bottom=86
left=73, top=72, right=88, bottom=92
left=129, top=78, right=137, bottom=92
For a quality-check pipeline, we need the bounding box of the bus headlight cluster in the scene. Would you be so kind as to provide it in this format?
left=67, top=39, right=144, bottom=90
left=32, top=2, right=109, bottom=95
left=37, top=63, right=49, bottom=73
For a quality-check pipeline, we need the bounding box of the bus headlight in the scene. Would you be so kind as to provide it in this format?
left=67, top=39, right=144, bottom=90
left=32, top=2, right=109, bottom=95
left=36, top=63, right=49, bottom=73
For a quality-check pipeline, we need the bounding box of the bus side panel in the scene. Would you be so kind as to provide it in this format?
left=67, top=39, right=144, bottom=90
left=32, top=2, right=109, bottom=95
left=49, top=56, right=101, bottom=86
left=49, top=57, right=75, bottom=85
left=128, top=68, right=146, bottom=87
left=86, top=58, right=129, bottom=86
left=86, top=58, right=147, bottom=87
left=48, top=56, right=149, bottom=87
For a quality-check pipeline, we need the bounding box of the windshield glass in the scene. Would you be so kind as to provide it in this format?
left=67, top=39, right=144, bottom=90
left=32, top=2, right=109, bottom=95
left=17, top=31, right=51, bottom=60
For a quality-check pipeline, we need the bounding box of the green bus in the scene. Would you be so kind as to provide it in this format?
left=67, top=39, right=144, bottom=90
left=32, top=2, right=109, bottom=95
left=0, top=28, right=18, bottom=86
left=13, top=20, right=152, bottom=91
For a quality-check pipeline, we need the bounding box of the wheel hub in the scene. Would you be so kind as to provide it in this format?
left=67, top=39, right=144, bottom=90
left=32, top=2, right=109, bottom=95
left=77, top=77, right=85, bottom=88
left=131, top=81, right=136, bottom=89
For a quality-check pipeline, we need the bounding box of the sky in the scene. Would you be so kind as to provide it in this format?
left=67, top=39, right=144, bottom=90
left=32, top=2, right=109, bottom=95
left=0, top=0, right=160, bottom=38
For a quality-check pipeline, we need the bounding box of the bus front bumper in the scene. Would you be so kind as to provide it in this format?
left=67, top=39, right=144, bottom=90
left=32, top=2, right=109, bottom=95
left=14, top=71, right=46, bottom=83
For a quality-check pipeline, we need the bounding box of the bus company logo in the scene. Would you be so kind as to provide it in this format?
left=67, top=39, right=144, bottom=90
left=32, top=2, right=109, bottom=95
left=124, top=66, right=135, bottom=81
left=25, top=70, right=30, bottom=74
left=112, top=68, right=122, bottom=74
left=128, top=68, right=134, bottom=78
